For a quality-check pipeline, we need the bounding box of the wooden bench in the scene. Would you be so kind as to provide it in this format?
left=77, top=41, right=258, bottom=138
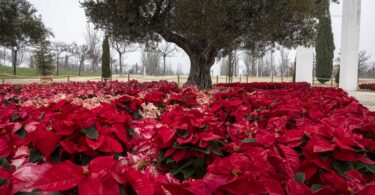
left=40, top=76, right=53, bottom=84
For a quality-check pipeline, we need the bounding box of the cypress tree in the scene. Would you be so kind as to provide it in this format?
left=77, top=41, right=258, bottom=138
left=101, top=34, right=111, bottom=81
left=315, top=4, right=335, bottom=84
left=34, top=40, right=54, bottom=76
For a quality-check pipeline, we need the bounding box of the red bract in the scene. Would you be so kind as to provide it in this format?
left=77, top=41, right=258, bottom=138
left=359, top=83, right=375, bottom=91
left=0, top=81, right=375, bottom=194
left=12, top=156, right=154, bottom=195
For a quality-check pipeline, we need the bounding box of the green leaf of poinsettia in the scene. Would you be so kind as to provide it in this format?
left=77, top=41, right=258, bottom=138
left=241, top=138, right=257, bottom=143
left=11, top=113, right=20, bottom=122
left=29, top=148, right=43, bottom=163
left=294, top=172, right=305, bottom=184
left=181, top=167, right=194, bottom=179
left=15, top=128, right=27, bottom=139
left=177, top=130, right=189, bottom=138
left=127, top=128, right=136, bottom=137
left=0, top=157, right=10, bottom=169
left=332, top=160, right=354, bottom=178
left=13, top=190, right=41, bottom=195
left=191, top=147, right=210, bottom=155
left=173, top=142, right=191, bottom=149
left=85, top=126, right=98, bottom=140
left=0, top=179, right=6, bottom=187
left=119, top=185, right=126, bottom=195
left=311, top=184, right=323, bottom=192
left=172, top=160, right=193, bottom=176
left=366, top=164, right=375, bottom=174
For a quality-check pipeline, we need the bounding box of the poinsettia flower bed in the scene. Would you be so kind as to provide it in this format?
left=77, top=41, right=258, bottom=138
left=215, top=82, right=311, bottom=91
left=1, top=81, right=375, bottom=195
left=359, top=83, right=375, bottom=91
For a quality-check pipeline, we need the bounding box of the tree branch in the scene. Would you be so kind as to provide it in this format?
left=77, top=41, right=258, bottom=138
left=159, top=31, right=192, bottom=56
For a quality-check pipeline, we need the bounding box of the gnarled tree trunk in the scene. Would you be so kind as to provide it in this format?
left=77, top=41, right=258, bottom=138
left=160, top=32, right=217, bottom=89
left=185, top=52, right=215, bottom=89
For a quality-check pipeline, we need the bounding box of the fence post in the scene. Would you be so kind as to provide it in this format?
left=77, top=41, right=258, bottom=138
left=271, top=75, right=274, bottom=83
left=127, top=72, right=130, bottom=82
left=246, top=75, right=249, bottom=83
left=67, top=75, right=70, bottom=83
left=312, top=76, right=315, bottom=86
left=177, top=74, right=180, bottom=86
left=216, top=75, right=219, bottom=84
left=239, top=75, right=241, bottom=83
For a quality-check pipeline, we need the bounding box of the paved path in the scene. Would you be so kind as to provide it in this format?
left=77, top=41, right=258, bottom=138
left=348, top=91, right=375, bottom=111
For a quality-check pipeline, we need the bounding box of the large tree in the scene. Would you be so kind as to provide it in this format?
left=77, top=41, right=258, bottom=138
left=315, top=1, right=334, bottom=84
left=0, top=0, right=50, bottom=75
left=83, top=0, right=333, bottom=89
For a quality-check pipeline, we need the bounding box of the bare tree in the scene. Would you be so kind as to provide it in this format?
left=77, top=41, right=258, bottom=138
left=227, top=51, right=236, bottom=82
left=358, top=50, right=371, bottom=77
left=142, top=49, right=161, bottom=76
left=158, top=42, right=176, bottom=76
left=233, top=51, right=239, bottom=77
left=71, top=43, right=89, bottom=76
left=110, top=56, right=118, bottom=74
left=85, top=24, right=102, bottom=76
left=335, top=50, right=372, bottom=78
left=1, top=47, right=7, bottom=66
left=269, top=49, right=277, bottom=77
left=279, top=47, right=290, bottom=81
left=243, top=49, right=262, bottom=77
left=29, top=55, right=34, bottom=68
left=176, top=63, right=183, bottom=75
left=166, top=63, right=175, bottom=75
left=64, top=54, right=69, bottom=71
left=9, top=48, right=25, bottom=67
left=261, top=54, right=273, bottom=77
left=111, top=37, right=137, bottom=75
left=220, top=58, right=227, bottom=76
left=51, top=42, right=68, bottom=75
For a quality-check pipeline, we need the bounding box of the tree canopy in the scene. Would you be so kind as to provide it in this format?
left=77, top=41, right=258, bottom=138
left=0, top=0, right=51, bottom=75
left=0, top=0, right=49, bottom=48
left=82, top=0, right=335, bottom=88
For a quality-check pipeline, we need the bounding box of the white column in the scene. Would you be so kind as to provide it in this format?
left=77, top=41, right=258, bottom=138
left=339, top=0, right=361, bottom=91
left=296, top=47, right=314, bottom=84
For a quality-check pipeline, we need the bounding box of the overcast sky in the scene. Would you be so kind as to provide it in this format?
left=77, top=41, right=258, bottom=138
left=28, top=0, right=375, bottom=75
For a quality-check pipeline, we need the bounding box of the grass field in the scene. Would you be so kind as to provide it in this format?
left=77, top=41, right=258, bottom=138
left=0, top=65, right=100, bottom=77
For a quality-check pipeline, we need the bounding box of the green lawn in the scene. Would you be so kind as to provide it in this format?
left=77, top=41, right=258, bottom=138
left=0, top=65, right=100, bottom=77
